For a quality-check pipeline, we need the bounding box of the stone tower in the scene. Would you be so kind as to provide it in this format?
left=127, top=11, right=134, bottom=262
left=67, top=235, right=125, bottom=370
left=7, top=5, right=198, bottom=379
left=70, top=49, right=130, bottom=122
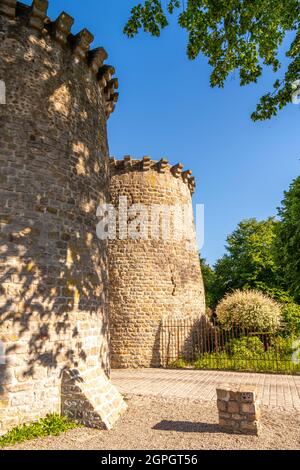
left=108, top=157, right=205, bottom=368
left=0, top=0, right=126, bottom=435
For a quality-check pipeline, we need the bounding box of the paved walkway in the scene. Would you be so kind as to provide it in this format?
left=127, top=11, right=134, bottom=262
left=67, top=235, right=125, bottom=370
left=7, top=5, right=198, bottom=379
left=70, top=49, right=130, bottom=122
left=111, top=368, right=300, bottom=410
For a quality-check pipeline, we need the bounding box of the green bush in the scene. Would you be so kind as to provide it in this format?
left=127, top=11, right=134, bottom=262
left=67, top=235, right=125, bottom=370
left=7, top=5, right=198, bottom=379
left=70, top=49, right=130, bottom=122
left=216, top=289, right=282, bottom=332
left=169, top=358, right=188, bottom=369
left=270, top=336, right=294, bottom=356
left=174, top=334, right=300, bottom=373
left=192, top=352, right=300, bottom=374
left=227, top=335, right=299, bottom=360
left=281, top=303, right=300, bottom=337
left=226, top=336, right=265, bottom=358
left=0, top=414, right=80, bottom=448
left=170, top=341, right=300, bottom=374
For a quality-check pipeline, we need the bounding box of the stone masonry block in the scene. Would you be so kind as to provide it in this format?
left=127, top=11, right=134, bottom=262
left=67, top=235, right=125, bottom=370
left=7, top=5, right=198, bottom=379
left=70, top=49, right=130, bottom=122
left=237, top=386, right=257, bottom=403
left=0, top=0, right=16, bottom=18
left=216, top=386, right=231, bottom=402
left=61, top=368, right=127, bottom=430
left=217, top=399, right=227, bottom=412
left=227, top=401, right=240, bottom=414
left=241, top=403, right=257, bottom=414
left=240, top=420, right=260, bottom=435
left=217, top=385, right=260, bottom=436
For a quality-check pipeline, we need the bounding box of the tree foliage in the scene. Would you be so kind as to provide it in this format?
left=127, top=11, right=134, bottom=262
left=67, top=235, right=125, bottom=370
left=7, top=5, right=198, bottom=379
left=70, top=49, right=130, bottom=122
left=200, top=257, right=216, bottom=309
left=211, top=218, right=288, bottom=306
left=125, top=0, right=300, bottom=120
left=275, top=176, right=300, bottom=302
left=281, top=302, right=300, bottom=336
left=202, top=181, right=300, bottom=309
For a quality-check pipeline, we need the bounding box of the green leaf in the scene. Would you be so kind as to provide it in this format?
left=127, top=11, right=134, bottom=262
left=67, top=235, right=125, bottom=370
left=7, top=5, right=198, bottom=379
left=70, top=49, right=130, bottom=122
left=125, top=0, right=300, bottom=120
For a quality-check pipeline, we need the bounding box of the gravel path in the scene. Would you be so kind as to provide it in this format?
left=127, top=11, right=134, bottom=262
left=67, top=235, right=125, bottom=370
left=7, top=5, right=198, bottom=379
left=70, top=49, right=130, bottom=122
left=4, top=395, right=300, bottom=450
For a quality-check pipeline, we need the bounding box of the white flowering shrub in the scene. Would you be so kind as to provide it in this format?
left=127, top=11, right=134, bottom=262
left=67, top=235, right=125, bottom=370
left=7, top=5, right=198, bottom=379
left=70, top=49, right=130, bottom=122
left=216, top=290, right=282, bottom=332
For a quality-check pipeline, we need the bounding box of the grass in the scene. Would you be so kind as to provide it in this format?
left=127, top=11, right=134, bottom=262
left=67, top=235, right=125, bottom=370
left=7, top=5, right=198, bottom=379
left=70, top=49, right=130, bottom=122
left=0, top=413, right=80, bottom=448
left=169, top=352, right=300, bottom=374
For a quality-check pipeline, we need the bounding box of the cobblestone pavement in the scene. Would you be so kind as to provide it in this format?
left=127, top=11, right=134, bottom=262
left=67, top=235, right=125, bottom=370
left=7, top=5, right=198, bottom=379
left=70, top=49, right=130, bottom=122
left=111, top=368, right=300, bottom=410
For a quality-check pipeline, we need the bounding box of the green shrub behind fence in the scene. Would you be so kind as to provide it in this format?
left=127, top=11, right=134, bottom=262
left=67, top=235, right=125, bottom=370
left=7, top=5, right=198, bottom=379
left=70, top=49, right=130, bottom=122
left=161, top=318, right=300, bottom=374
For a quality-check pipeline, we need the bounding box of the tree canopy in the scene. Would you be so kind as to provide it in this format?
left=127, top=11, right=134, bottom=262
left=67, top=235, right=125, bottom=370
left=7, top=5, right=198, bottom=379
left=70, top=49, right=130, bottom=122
left=275, top=176, right=300, bottom=302
left=203, top=218, right=291, bottom=308
left=125, top=0, right=300, bottom=120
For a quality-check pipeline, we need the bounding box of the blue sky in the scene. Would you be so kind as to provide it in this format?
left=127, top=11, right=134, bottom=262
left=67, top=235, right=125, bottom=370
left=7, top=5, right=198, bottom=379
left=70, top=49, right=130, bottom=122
left=25, top=0, right=300, bottom=265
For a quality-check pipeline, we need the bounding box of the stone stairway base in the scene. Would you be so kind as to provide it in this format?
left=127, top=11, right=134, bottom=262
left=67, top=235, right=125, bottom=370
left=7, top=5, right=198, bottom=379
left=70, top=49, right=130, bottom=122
left=61, top=367, right=127, bottom=430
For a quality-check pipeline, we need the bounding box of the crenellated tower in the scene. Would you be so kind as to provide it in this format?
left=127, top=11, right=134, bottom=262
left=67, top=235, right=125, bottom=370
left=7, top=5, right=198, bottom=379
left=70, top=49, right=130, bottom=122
left=108, top=157, right=205, bottom=368
left=0, top=0, right=126, bottom=435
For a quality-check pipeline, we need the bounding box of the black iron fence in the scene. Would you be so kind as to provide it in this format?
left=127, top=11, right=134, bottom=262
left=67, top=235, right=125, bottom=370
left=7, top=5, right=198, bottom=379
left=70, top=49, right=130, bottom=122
left=161, top=317, right=300, bottom=374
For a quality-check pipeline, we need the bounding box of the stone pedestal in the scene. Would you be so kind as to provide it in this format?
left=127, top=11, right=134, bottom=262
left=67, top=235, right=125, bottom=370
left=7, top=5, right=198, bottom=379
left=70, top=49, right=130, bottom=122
left=217, top=384, right=260, bottom=435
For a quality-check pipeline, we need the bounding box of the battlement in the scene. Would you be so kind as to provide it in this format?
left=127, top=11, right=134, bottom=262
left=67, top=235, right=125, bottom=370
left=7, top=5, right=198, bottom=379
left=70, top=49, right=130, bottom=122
left=0, top=0, right=118, bottom=118
left=109, top=156, right=196, bottom=194
left=109, top=156, right=205, bottom=369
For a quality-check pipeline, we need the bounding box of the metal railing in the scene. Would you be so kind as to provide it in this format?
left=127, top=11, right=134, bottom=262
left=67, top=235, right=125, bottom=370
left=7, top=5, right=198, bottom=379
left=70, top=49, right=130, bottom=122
left=161, top=317, right=300, bottom=374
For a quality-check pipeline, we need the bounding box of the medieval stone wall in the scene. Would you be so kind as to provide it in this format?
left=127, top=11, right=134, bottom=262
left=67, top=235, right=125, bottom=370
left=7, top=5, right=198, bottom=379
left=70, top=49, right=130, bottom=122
left=0, top=0, right=205, bottom=436
left=0, top=0, right=125, bottom=435
left=108, top=157, right=206, bottom=368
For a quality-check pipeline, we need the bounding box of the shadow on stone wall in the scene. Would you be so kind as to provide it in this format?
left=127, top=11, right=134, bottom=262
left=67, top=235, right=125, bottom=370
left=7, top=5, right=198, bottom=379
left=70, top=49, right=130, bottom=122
left=160, top=315, right=215, bottom=366
left=184, top=316, right=216, bottom=359
left=0, top=24, right=110, bottom=416
left=151, top=323, right=163, bottom=367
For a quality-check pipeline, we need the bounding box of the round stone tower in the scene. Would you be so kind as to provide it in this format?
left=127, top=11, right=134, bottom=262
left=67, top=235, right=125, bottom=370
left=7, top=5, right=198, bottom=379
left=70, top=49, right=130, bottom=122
left=0, top=0, right=126, bottom=435
left=108, top=156, right=206, bottom=368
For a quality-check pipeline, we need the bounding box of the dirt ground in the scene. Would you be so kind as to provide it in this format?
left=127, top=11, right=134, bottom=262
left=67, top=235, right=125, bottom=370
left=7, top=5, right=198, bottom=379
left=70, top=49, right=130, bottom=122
left=3, top=395, right=300, bottom=450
